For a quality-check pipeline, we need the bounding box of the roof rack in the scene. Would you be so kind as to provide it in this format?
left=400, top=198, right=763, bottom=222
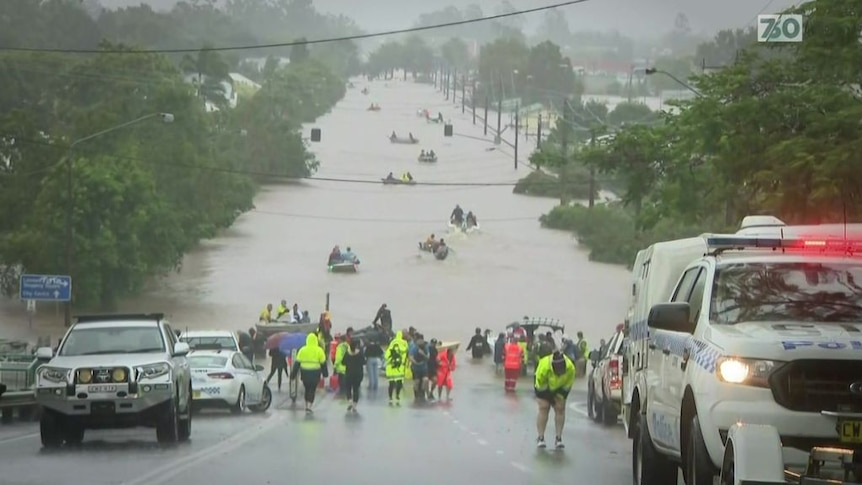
left=75, top=313, right=165, bottom=324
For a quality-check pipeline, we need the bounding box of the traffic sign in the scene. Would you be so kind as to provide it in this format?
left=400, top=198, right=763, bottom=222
left=19, top=274, right=72, bottom=302
left=758, top=14, right=803, bottom=43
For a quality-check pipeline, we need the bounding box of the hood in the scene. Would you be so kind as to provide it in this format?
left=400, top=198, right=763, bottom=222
left=394, top=331, right=404, bottom=342
left=305, top=333, right=318, bottom=347
left=48, top=353, right=171, bottom=369
left=706, top=321, right=862, bottom=360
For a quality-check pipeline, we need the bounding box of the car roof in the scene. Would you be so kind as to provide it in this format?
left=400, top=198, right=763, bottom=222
left=72, top=320, right=162, bottom=330
left=180, top=330, right=236, bottom=338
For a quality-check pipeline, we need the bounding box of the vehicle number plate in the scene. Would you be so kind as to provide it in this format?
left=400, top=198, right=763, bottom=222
left=839, top=420, right=862, bottom=443
left=193, top=390, right=201, bottom=399
left=88, top=385, right=117, bottom=393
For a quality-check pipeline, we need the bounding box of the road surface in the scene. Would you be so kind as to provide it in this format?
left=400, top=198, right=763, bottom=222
left=0, top=360, right=642, bottom=484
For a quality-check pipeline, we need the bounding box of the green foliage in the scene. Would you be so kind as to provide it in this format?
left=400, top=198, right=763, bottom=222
left=365, top=36, right=436, bottom=79
left=512, top=166, right=593, bottom=200
left=476, top=38, right=580, bottom=105
left=0, top=4, right=347, bottom=309
left=540, top=0, right=862, bottom=264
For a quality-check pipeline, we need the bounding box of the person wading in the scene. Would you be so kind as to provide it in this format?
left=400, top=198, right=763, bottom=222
left=292, top=333, right=328, bottom=414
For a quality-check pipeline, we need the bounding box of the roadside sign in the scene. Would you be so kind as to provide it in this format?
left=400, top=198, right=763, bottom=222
left=26, top=300, right=35, bottom=313
left=758, top=14, right=803, bottom=43
left=19, top=274, right=72, bottom=302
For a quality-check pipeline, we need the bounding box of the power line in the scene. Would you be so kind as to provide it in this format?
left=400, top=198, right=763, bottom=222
left=250, top=210, right=538, bottom=224
left=0, top=0, right=590, bottom=54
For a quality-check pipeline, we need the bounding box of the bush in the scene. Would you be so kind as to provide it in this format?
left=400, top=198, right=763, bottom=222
left=513, top=165, right=594, bottom=200
left=540, top=204, right=722, bottom=266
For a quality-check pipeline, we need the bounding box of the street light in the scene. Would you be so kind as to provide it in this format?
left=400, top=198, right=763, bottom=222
left=62, top=112, right=174, bottom=326
left=643, top=68, right=703, bottom=97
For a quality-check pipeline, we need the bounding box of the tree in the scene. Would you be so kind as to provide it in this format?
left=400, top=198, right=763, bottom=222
left=441, top=37, right=471, bottom=70
left=477, top=37, right=530, bottom=101
left=401, top=35, right=435, bottom=75
left=523, top=41, right=578, bottom=104
left=695, top=28, right=756, bottom=68
left=181, top=46, right=233, bottom=109
left=290, top=38, right=310, bottom=64
left=539, top=9, right=570, bottom=49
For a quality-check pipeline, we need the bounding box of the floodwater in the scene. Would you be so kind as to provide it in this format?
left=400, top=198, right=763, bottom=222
left=0, top=79, right=631, bottom=347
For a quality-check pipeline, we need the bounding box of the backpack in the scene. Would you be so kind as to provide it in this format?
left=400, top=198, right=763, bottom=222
left=389, top=346, right=403, bottom=368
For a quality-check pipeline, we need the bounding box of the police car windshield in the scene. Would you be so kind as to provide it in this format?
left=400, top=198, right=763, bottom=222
left=710, top=262, right=862, bottom=324
left=59, top=327, right=166, bottom=356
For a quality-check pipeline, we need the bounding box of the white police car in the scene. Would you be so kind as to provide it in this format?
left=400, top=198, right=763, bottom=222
left=626, top=225, right=862, bottom=485
left=188, top=350, right=271, bottom=414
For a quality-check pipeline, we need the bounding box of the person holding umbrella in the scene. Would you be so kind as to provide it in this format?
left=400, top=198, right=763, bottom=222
left=291, top=332, right=328, bottom=414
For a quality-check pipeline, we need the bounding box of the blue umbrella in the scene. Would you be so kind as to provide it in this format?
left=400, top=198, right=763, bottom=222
left=278, top=333, right=308, bottom=355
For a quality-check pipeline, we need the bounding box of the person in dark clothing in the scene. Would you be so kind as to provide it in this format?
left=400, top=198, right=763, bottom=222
left=364, top=339, right=384, bottom=391
left=466, top=327, right=487, bottom=359
left=238, top=331, right=254, bottom=363
left=372, top=303, right=393, bottom=332
left=426, top=339, right=439, bottom=401
left=450, top=205, right=464, bottom=225
left=494, top=333, right=506, bottom=374
left=342, top=339, right=366, bottom=412
left=266, top=347, right=289, bottom=391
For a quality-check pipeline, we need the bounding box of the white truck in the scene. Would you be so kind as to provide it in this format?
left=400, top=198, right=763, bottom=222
left=622, top=218, right=862, bottom=484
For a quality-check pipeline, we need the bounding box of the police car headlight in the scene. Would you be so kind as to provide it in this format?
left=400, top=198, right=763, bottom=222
left=716, top=358, right=781, bottom=387
left=136, top=362, right=171, bottom=380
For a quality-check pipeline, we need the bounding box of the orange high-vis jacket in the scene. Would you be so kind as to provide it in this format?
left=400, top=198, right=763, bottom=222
left=503, top=343, right=523, bottom=370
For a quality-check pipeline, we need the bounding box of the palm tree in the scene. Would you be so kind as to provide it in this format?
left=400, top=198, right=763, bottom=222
left=181, top=45, right=233, bottom=109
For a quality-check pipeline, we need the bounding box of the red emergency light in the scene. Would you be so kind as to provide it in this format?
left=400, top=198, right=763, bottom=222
left=706, top=235, right=862, bottom=255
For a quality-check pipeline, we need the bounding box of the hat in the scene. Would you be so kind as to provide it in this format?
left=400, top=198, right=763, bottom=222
left=551, top=351, right=566, bottom=375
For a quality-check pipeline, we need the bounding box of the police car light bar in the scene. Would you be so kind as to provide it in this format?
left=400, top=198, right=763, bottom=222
left=706, top=236, right=862, bottom=254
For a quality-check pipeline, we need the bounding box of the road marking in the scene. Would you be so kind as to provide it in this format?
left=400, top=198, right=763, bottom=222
left=510, top=461, right=529, bottom=473
left=121, top=413, right=285, bottom=485
left=477, top=438, right=488, bottom=446
left=0, top=432, right=38, bottom=445
left=569, top=401, right=590, bottom=418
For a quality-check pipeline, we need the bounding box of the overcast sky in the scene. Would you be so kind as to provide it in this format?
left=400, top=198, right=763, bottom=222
left=106, top=0, right=800, bottom=37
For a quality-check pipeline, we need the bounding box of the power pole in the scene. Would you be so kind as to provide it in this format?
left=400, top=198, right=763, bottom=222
left=588, top=130, right=597, bottom=209
left=471, top=80, right=476, bottom=125
left=496, top=77, right=502, bottom=144
left=559, top=98, right=570, bottom=205
left=514, top=104, right=519, bottom=169
left=483, top=96, right=489, bottom=135
left=536, top=113, right=542, bottom=149
left=452, top=71, right=457, bottom=105
left=461, top=75, right=466, bottom=113
left=444, top=70, right=449, bottom=99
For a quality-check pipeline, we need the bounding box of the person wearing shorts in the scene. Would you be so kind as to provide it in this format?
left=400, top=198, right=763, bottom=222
left=534, top=351, right=575, bottom=449
left=409, top=333, right=429, bottom=402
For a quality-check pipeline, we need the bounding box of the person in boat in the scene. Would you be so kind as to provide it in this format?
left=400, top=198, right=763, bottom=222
left=424, top=234, right=436, bottom=249
left=434, top=240, right=448, bottom=259
left=420, top=149, right=426, bottom=157
left=291, top=303, right=301, bottom=323
left=400, top=172, right=409, bottom=182
left=386, top=172, right=396, bottom=181
left=450, top=205, right=464, bottom=225
left=341, top=246, right=358, bottom=263
left=373, top=303, right=393, bottom=332
left=428, top=150, right=436, bottom=159
left=408, top=132, right=415, bottom=141
left=276, top=300, right=289, bottom=320
left=390, top=131, right=396, bottom=139
left=406, top=172, right=413, bottom=181
left=328, top=245, right=342, bottom=265
left=465, top=211, right=477, bottom=227
left=437, top=112, right=443, bottom=122
left=259, top=303, right=273, bottom=323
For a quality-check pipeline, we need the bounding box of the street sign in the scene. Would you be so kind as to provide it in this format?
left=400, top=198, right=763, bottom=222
left=19, top=274, right=72, bottom=302
left=758, top=14, right=803, bottom=43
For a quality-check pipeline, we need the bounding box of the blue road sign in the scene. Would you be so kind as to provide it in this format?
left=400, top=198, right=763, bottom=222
left=19, top=274, right=72, bottom=302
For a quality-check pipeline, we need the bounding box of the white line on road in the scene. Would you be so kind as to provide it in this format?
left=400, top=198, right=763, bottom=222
left=121, top=413, right=285, bottom=485
left=510, top=461, right=529, bottom=473
left=0, top=432, right=38, bottom=445
left=569, top=401, right=589, bottom=418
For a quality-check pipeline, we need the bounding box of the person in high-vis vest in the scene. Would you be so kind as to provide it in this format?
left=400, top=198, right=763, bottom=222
left=334, top=335, right=349, bottom=397
left=291, top=332, right=328, bottom=414
left=503, top=338, right=523, bottom=391
left=385, top=331, right=409, bottom=405
left=534, top=351, right=575, bottom=449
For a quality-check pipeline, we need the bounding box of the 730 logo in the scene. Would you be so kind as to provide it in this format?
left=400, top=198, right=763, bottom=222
left=758, top=14, right=803, bottom=43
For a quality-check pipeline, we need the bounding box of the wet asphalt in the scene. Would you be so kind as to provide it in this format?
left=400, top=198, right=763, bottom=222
left=0, top=360, right=650, bottom=485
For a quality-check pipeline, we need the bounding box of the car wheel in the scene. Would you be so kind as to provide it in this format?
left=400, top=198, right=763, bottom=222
left=632, top=411, right=677, bottom=485
left=39, top=409, right=65, bottom=449
left=156, top=397, right=179, bottom=444
left=231, top=385, right=246, bottom=415
left=587, top=383, right=596, bottom=420
left=249, top=385, right=272, bottom=413
left=602, top=394, right=618, bottom=426
left=178, top=386, right=192, bottom=442
left=685, top=415, right=718, bottom=485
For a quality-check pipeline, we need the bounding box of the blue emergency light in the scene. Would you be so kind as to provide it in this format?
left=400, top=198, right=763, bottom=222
left=706, top=235, right=862, bottom=254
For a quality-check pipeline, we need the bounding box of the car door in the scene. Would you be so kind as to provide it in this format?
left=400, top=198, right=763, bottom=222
left=233, top=354, right=261, bottom=404
left=648, top=266, right=698, bottom=451
left=667, top=264, right=708, bottom=441
left=164, top=324, right=190, bottom=408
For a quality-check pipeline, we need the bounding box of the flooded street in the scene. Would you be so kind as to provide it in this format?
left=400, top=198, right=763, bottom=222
left=1, top=79, right=631, bottom=345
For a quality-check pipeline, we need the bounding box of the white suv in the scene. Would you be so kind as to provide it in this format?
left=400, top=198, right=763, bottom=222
left=629, top=233, right=862, bottom=485
left=35, top=313, right=192, bottom=447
